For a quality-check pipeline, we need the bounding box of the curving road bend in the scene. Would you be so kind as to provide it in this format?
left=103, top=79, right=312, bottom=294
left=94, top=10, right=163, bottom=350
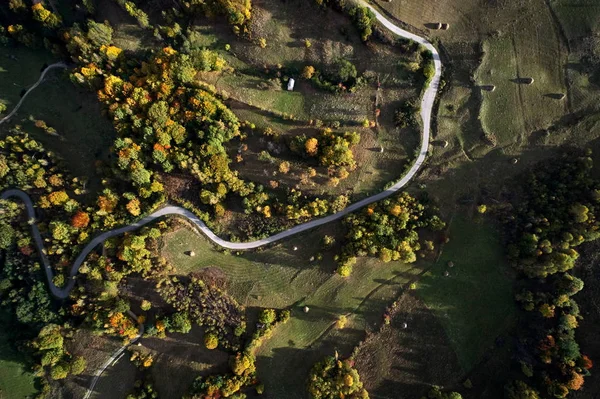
left=82, top=310, right=144, bottom=399
left=1, top=10, right=440, bottom=398
left=0, top=7, right=442, bottom=298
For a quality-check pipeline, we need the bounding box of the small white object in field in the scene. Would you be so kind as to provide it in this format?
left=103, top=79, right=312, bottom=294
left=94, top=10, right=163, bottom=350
left=444, top=271, right=450, bottom=277
left=287, top=78, right=295, bottom=91
left=189, top=251, right=196, bottom=257
left=293, top=246, right=298, bottom=251
left=303, top=306, right=310, bottom=313
left=380, top=147, right=384, bottom=153
left=402, top=322, right=408, bottom=329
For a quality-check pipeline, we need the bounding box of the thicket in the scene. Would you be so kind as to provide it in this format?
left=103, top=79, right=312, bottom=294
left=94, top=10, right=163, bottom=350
left=336, top=192, right=444, bottom=276
left=394, top=99, right=421, bottom=129
left=289, top=128, right=360, bottom=169
left=502, top=152, right=598, bottom=398
left=157, top=274, right=246, bottom=350
left=314, top=0, right=375, bottom=44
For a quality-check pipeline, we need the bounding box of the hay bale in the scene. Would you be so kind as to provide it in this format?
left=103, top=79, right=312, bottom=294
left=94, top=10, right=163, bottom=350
left=557, top=93, right=565, bottom=100
left=523, top=77, right=534, bottom=85
left=511, top=158, right=519, bottom=164
left=442, top=140, right=449, bottom=148
left=441, top=23, right=450, bottom=30
left=433, top=22, right=442, bottom=30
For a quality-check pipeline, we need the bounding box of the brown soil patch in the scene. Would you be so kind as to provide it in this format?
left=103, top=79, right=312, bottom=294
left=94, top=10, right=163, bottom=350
left=354, top=292, right=462, bottom=398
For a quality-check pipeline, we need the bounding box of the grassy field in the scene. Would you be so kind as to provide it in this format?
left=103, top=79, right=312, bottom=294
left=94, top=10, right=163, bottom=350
left=0, top=312, right=37, bottom=399
left=160, top=219, right=422, bottom=398
left=0, top=47, right=56, bottom=113
left=0, top=47, right=116, bottom=192
left=416, top=215, right=516, bottom=372
left=550, top=0, right=600, bottom=42
left=354, top=291, right=463, bottom=398
left=227, top=104, right=419, bottom=201
left=184, top=0, right=425, bottom=199
left=549, top=0, right=600, bottom=114
left=475, top=28, right=567, bottom=149
left=373, top=0, right=568, bottom=156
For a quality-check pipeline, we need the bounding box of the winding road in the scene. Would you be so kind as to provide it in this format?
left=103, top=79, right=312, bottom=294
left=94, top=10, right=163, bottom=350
left=0, top=6, right=441, bottom=398
left=0, top=3, right=441, bottom=299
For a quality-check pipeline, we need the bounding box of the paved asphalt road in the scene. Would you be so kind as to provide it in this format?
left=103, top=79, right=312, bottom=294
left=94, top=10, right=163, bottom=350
left=0, top=8, right=442, bottom=296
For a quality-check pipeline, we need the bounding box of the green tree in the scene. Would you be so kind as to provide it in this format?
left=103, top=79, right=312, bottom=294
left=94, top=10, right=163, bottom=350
left=258, top=309, right=277, bottom=325
left=169, top=312, right=192, bottom=334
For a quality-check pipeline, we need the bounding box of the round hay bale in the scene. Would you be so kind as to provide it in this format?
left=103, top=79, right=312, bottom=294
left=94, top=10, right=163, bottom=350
left=447, top=261, right=454, bottom=268
left=511, top=158, right=519, bottom=164
left=303, top=306, right=310, bottom=313
left=444, top=271, right=450, bottom=277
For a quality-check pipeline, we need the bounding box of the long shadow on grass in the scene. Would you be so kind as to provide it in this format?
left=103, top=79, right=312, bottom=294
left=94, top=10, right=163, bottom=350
left=354, top=293, right=463, bottom=399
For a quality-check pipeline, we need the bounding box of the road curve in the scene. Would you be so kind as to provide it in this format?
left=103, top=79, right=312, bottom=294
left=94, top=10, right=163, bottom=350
left=82, top=310, right=144, bottom=399
left=0, top=8, right=442, bottom=299
left=0, top=62, right=68, bottom=125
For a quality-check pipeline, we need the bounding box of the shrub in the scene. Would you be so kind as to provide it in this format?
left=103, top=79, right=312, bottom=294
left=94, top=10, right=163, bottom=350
left=204, top=333, right=219, bottom=349
left=70, top=357, right=86, bottom=375
left=258, top=309, right=277, bottom=325
left=302, top=65, right=316, bottom=79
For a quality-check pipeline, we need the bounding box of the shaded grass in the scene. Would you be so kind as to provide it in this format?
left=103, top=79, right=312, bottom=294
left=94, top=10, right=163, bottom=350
left=550, top=0, right=600, bottom=42
left=0, top=311, right=37, bottom=399
left=416, top=215, right=516, bottom=372
left=0, top=46, right=56, bottom=112
left=160, top=221, right=420, bottom=398
left=1, top=69, right=116, bottom=192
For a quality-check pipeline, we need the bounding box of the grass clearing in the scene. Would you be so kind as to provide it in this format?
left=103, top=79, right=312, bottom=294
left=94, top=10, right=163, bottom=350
left=160, top=220, right=421, bottom=398
left=475, top=22, right=567, bottom=148
left=0, top=311, right=37, bottom=399
left=354, top=292, right=462, bottom=398
left=416, top=215, right=516, bottom=372
left=0, top=46, right=56, bottom=113
left=227, top=104, right=417, bottom=201
left=0, top=70, right=117, bottom=192
left=550, top=0, right=600, bottom=42
left=476, top=36, right=525, bottom=146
